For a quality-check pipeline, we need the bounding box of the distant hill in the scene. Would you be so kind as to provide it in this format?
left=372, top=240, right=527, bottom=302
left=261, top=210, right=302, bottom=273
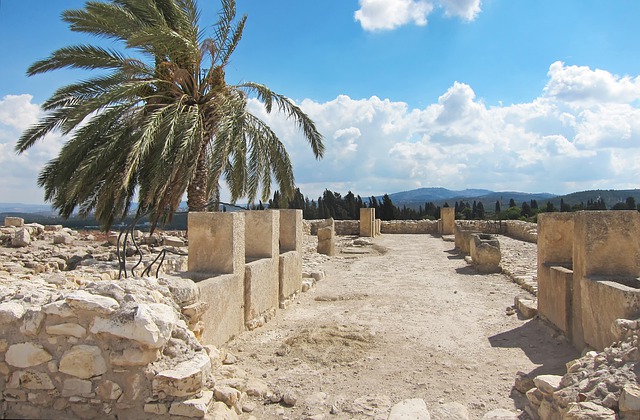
left=546, top=189, right=640, bottom=208
left=385, top=188, right=556, bottom=209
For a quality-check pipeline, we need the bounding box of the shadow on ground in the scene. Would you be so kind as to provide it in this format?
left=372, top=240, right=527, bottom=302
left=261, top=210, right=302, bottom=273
left=488, top=318, right=579, bottom=378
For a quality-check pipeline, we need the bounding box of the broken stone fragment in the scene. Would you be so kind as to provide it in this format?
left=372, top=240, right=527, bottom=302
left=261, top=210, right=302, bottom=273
left=533, top=374, right=563, bottom=394
left=388, top=398, right=430, bottom=419
left=45, top=323, right=87, bottom=338
left=65, top=290, right=120, bottom=315
left=5, top=343, right=52, bottom=368
left=563, top=402, right=616, bottom=419
left=61, top=378, right=93, bottom=397
left=169, top=390, right=214, bottom=417
left=53, top=232, right=74, bottom=245
left=90, top=302, right=177, bottom=348
left=10, top=370, right=55, bottom=390
left=214, top=385, right=242, bottom=408
left=11, top=228, right=30, bottom=247
left=110, top=347, right=160, bottom=366
left=153, top=353, right=211, bottom=398
left=59, top=345, right=107, bottom=379
left=0, top=301, right=26, bottom=324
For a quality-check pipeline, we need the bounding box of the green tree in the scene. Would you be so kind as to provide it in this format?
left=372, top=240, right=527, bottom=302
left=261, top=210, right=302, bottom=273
left=17, top=0, right=324, bottom=229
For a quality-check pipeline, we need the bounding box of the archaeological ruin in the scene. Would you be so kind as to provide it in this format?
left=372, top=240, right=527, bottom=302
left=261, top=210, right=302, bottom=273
left=0, top=209, right=639, bottom=419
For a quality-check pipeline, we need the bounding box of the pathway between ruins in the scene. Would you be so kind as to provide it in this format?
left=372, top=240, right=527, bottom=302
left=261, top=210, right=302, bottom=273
left=224, top=234, right=579, bottom=419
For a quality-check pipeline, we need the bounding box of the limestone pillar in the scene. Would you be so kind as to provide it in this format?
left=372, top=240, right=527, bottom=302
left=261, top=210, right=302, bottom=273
left=188, top=212, right=244, bottom=275
left=440, top=207, right=455, bottom=235
left=359, top=208, right=375, bottom=237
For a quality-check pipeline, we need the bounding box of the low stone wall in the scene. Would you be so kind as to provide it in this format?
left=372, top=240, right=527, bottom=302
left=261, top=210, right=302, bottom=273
left=381, top=220, right=438, bottom=234
left=457, top=220, right=537, bottom=243
left=0, top=274, right=214, bottom=419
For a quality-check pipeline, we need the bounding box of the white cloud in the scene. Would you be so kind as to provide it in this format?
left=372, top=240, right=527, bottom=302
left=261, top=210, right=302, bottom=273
left=0, top=94, right=65, bottom=204
left=355, top=0, right=432, bottom=31
left=5, top=62, right=640, bottom=205
left=544, top=61, right=640, bottom=105
left=439, top=0, right=481, bottom=21
left=250, top=63, right=640, bottom=199
left=354, top=0, right=481, bottom=31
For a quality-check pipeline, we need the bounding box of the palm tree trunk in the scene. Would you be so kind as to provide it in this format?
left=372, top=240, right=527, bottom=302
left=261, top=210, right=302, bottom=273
left=187, top=144, right=209, bottom=212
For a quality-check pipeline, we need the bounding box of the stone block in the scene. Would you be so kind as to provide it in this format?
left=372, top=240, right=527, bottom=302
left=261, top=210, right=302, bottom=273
left=244, top=258, right=278, bottom=328
left=11, top=228, right=30, bottom=247
left=53, top=232, right=74, bottom=245
left=59, top=345, right=107, bottom=379
left=4, top=216, right=24, bottom=227
left=169, top=390, right=214, bottom=417
left=153, top=353, right=210, bottom=398
left=388, top=398, right=430, bottom=419
left=188, top=212, right=245, bottom=275
left=279, top=251, right=302, bottom=307
left=538, top=265, right=573, bottom=336
left=470, top=234, right=501, bottom=273
left=197, top=273, right=245, bottom=346
left=5, top=343, right=52, bottom=368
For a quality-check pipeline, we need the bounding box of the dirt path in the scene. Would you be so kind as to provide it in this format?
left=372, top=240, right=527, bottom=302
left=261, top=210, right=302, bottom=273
left=223, top=234, right=578, bottom=419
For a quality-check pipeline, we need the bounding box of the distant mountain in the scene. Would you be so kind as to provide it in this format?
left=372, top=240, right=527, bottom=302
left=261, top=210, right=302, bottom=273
left=387, top=187, right=493, bottom=203
left=385, top=188, right=556, bottom=209
left=547, top=189, right=640, bottom=208
left=0, top=203, right=55, bottom=214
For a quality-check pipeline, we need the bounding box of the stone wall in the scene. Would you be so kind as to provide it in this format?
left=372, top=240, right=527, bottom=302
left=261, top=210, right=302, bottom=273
left=0, top=274, right=214, bottom=419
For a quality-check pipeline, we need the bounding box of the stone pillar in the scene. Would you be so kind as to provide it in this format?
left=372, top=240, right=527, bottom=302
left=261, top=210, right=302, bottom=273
left=469, top=234, right=501, bottom=273
left=244, top=211, right=279, bottom=329
left=279, top=209, right=303, bottom=308
left=573, top=211, right=640, bottom=351
left=188, top=212, right=244, bottom=275
left=537, top=213, right=575, bottom=340
left=279, top=209, right=303, bottom=253
left=359, top=208, right=375, bottom=237
left=375, top=219, right=381, bottom=236
left=317, top=218, right=336, bottom=256
left=440, top=207, right=455, bottom=235
left=187, top=212, right=245, bottom=346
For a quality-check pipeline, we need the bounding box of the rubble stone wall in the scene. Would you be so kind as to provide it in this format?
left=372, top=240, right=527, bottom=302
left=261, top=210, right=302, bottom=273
left=0, top=274, right=214, bottom=419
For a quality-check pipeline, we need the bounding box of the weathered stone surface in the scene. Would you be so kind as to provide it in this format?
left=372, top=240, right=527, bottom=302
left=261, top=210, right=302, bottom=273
left=214, top=385, right=242, bottom=408
left=66, top=290, right=120, bottom=314
left=6, top=343, right=52, bottom=368
left=53, top=232, right=74, bottom=245
left=620, top=383, right=640, bottom=412
left=209, top=401, right=240, bottom=419
left=388, top=398, right=431, bottom=419
left=245, top=377, right=269, bottom=397
left=90, top=303, right=177, bottom=348
left=515, top=296, right=538, bottom=319
left=144, top=403, right=168, bottom=414
left=153, top=353, right=211, bottom=397
left=11, top=370, right=55, bottom=390
left=431, top=402, right=469, bottom=419
left=169, top=390, right=214, bottom=417
left=5, top=216, right=24, bottom=227
left=96, top=380, right=123, bottom=400
left=62, top=378, right=93, bottom=397
left=533, top=374, right=563, bottom=394
left=59, top=345, right=108, bottom=379
left=12, top=228, right=31, bottom=247
left=563, top=402, right=616, bottom=419
left=514, top=370, right=536, bottom=394
left=110, top=347, right=160, bottom=366
left=0, top=301, right=26, bottom=324
left=163, top=235, right=185, bottom=247
left=42, top=300, right=76, bottom=318
left=20, top=309, right=45, bottom=336
left=46, top=323, right=87, bottom=338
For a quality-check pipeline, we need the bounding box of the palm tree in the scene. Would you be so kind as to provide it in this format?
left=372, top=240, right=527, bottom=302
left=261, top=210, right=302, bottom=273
left=16, top=0, right=324, bottom=229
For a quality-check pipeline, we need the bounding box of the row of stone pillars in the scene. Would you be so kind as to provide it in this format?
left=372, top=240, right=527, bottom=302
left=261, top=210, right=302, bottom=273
left=538, top=211, right=640, bottom=351
left=187, top=210, right=303, bottom=346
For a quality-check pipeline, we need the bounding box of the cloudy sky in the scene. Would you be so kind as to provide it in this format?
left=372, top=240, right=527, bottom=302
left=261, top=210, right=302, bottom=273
left=1, top=0, right=640, bottom=204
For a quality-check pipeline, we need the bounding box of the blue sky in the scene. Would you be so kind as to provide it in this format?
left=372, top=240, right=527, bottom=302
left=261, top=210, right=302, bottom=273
left=2, top=0, right=640, bottom=204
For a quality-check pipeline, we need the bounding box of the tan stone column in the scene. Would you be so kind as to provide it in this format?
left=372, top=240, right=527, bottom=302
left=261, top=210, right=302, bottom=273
left=440, top=207, right=455, bottom=235
left=188, top=212, right=244, bottom=274
left=359, top=208, right=375, bottom=237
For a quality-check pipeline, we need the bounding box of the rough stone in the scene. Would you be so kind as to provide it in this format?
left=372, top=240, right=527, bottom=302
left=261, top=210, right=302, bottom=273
left=388, top=398, right=431, bottom=419
left=169, top=390, right=214, bottom=417
left=62, top=378, right=93, bottom=397
left=11, top=370, right=55, bottom=390
left=12, top=228, right=31, bottom=247
left=4, top=216, right=24, bottom=227
left=96, top=380, right=123, bottom=400
left=620, top=383, right=640, bottom=412
left=66, top=290, right=120, bottom=315
left=533, top=374, right=563, bottom=394
left=90, top=303, right=177, bottom=348
left=110, top=347, right=160, bottom=366
left=209, top=401, right=240, bottom=419
left=59, top=345, right=108, bottom=379
left=0, top=301, right=26, bottom=324
left=430, top=402, right=469, bottom=419
left=514, top=370, right=536, bottom=394
left=214, top=385, right=242, bottom=408
left=563, top=402, right=616, bottom=419
left=53, top=232, right=74, bottom=245
left=153, top=353, right=211, bottom=397
left=46, top=323, right=87, bottom=338
left=6, top=343, right=52, bottom=368
left=245, top=377, right=269, bottom=397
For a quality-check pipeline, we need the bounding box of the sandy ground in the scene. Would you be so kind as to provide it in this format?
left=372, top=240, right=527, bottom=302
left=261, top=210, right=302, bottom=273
left=222, top=234, right=579, bottom=419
